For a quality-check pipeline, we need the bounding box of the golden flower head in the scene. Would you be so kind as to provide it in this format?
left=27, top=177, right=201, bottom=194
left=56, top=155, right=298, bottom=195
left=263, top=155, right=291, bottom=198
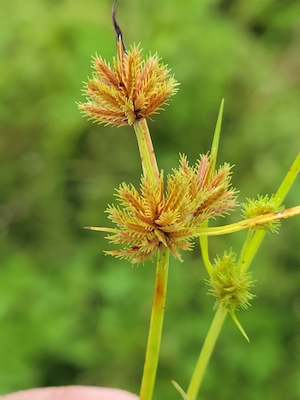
left=102, top=154, right=236, bottom=264
left=78, top=14, right=178, bottom=127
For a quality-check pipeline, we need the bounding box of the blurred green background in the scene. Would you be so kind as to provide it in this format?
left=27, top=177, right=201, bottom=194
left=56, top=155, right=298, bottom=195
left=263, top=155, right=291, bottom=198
left=0, top=0, right=300, bottom=399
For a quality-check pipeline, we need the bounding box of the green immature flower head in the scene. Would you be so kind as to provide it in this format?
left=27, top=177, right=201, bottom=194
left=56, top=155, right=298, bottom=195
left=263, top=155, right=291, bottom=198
left=104, top=154, right=236, bottom=264
left=207, top=251, right=255, bottom=312
left=78, top=37, right=178, bottom=127
left=242, top=194, right=284, bottom=233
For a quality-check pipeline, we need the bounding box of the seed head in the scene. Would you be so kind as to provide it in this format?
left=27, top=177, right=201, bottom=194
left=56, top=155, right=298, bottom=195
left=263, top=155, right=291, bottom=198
left=105, top=154, right=236, bottom=263
left=78, top=38, right=178, bottom=127
left=242, top=194, right=284, bottom=233
left=207, top=251, right=255, bottom=312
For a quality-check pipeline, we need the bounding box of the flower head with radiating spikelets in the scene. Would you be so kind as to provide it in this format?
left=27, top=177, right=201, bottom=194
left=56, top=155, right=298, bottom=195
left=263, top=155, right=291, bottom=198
left=101, top=154, right=237, bottom=263
left=78, top=38, right=178, bottom=127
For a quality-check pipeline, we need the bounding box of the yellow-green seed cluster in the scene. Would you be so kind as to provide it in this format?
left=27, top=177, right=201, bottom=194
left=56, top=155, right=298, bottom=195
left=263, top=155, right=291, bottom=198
left=207, top=251, right=255, bottom=312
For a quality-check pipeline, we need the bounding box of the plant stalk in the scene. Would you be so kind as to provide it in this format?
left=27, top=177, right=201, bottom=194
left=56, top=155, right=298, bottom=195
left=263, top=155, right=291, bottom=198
left=187, top=307, right=227, bottom=400
left=196, top=205, right=300, bottom=236
left=134, top=118, right=160, bottom=185
left=139, top=246, right=170, bottom=400
left=199, top=222, right=214, bottom=277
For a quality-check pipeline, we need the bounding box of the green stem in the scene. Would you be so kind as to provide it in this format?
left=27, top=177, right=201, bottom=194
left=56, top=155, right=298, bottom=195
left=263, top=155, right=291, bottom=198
left=199, top=222, right=214, bottom=277
left=274, top=152, right=300, bottom=203
left=134, top=118, right=160, bottom=185
left=139, top=246, right=170, bottom=400
left=239, top=229, right=265, bottom=274
left=196, top=205, right=300, bottom=236
left=187, top=307, right=227, bottom=400
left=237, top=228, right=254, bottom=272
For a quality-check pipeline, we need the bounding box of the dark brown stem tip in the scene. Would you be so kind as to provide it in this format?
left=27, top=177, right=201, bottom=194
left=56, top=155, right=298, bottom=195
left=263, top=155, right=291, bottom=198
left=112, top=0, right=126, bottom=52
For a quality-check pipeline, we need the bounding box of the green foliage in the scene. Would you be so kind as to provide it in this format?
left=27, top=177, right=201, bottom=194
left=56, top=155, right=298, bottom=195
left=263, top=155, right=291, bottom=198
left=0, top=0, right=299, bottom=399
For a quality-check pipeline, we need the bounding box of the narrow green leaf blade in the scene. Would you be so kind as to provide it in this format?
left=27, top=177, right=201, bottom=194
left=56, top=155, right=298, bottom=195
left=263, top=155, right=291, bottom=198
left=172, top=380, right=191, bottom=400
left=230, top=311, right=250, bottom=342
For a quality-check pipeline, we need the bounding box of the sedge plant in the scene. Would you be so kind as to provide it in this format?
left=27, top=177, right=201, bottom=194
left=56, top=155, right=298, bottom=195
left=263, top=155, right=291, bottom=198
left=78, top=2, right=300, bottom=399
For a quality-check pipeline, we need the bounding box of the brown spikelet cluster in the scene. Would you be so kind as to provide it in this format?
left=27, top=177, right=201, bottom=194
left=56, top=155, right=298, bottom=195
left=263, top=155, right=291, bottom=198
left=105, top=155, right=237, bottom=263
left=78, top=39, right=178, bottom=126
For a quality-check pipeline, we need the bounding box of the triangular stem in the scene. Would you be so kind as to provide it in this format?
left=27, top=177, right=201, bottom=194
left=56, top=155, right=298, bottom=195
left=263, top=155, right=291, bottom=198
left=139, top=247, right=170, bottom=400
left=187, top=307, right=227, bottom=400
left=134, top=119, right=160, bottom=185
